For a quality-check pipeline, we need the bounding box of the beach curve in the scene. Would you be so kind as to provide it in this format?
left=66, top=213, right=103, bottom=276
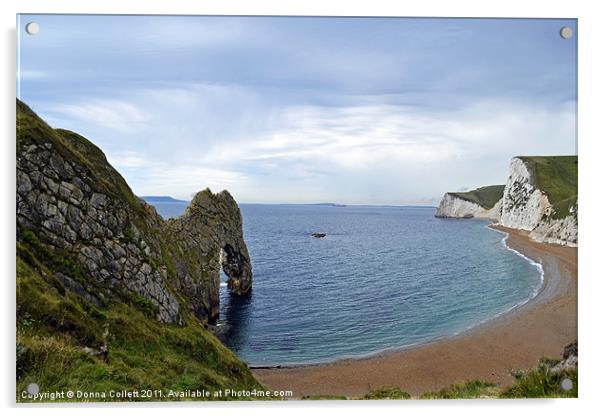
left=252, top=225, right=577, bottom=398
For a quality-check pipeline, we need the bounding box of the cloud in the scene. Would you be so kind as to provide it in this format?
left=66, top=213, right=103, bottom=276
left=198, top=97, right=575, bottom=169
left=116, top=163, right=247, bottom=201
left=36, top=82, right=575, bottom=204
left=48, top=100, right=148, bottom=132
left=19, top=16, right=576, bottom=204
left=106, top=151, right=148, bottom=168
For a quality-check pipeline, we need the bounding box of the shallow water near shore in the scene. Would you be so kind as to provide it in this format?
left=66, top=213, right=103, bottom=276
left=149, top=202, right=542, bottom=366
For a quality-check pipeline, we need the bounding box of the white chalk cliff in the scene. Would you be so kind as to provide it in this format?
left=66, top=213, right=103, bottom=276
left=499, top=157, right=577, bottom=247
left=435, top=193, right=502, bottom=220
left=436, top=157, right=577, bottom=247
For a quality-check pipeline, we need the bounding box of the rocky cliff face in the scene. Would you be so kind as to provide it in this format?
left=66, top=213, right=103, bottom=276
left=166, top=190, right=252, bottom=322
left=527, top=208, right=577, bottom=247
left=16, top=100, right=252, bottom=324
left=435, top=193, right=502, bottom=220
left=435, top=156, right=577, bottom=247
left=500, top=157, right=550, bottom=230
left=500, top=157, right=577, bottom=247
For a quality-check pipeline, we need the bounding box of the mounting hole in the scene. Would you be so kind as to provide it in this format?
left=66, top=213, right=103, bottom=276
left=25, top=22, right=39, bottom=35
left=559, top=26, right=573, bottom=39
left=560, top=378, right=573, bottom=391
left=26, top=382, right=39, bottom=395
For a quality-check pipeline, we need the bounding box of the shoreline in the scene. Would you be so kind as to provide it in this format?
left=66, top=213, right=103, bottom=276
left=248, top=224, right=546, bottom=370
left=252, top=225, right=577, bottom=397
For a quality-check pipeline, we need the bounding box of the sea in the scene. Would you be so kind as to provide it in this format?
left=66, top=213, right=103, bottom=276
left=147, top=201, right=543, bottom=366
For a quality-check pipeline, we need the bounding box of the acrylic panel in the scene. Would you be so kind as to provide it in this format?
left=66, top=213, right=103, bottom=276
left=16, top=15, right=577, bottom=402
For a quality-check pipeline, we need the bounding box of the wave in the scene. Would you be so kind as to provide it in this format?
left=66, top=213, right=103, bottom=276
left=477, top=225, right=546, bottom=321
left=488, top=225, right=544, bottom=294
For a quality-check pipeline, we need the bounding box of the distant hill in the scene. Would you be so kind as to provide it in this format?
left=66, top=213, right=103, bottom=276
left=141, top=196, right=188, bottom=203
left=311, top=203, right=347, bottom=207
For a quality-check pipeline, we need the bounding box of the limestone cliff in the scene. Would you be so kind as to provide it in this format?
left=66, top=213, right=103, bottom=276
left=166, top=190, right=252, bottom=322
left=16, top=99, right=252, bottom=324
left=435, top=156, right=577, bottom=247
left=435, top=185, right=504, bottom=220
left=499, top=156, right=577, bottom=247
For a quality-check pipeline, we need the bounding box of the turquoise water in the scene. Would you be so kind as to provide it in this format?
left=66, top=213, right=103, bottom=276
left=148, top=202, right=542, bottom=366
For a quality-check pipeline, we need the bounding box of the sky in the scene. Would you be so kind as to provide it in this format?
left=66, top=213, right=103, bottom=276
left=17, top=15, right=577, bottom=205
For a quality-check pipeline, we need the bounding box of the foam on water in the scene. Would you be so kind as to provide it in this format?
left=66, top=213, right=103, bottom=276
left=491, top=225, right=545, bottom=299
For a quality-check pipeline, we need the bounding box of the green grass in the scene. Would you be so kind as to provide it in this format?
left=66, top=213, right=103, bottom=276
left=18, top=230, right=93, bottom=291
left=16, top=255, right=266, bottom=402
left=17, top=100, right=153, bottom=240
left=17, top=99, right=270, bottom=402
left=449, top=185, right=505, bottom=210
left=518, top=156, right=577, bottom=219
left=420, top=380, right=499, bottom=399
left=18, top=99, right=221, bottom=301
left=349, top=358, right=576, bottom=400
left=364, top=363, right=577, bottom=400
left=362, top=386, right=411, bottom=400
left=501, top=359, right=578, bottom=398
left=18, top=101, right=141, bottom=214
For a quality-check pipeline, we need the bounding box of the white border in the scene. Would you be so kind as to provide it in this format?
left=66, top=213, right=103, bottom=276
left=2, top=1, right=601, bottom=415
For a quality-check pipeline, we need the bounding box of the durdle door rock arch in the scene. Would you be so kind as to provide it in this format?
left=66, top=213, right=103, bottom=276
left=16, top=99, right=252, bottom=326
left=167, top=189, right=253, bottom=324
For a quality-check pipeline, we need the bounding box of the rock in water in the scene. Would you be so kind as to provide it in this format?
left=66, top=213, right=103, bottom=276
left=167, top=189, right=253, bottom=313
left=16, top=99, right=252, bottom=325
left=311, top=233, right=326, bottom=238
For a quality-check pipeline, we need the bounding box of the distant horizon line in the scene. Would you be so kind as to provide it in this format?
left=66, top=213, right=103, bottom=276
left=140, top=196, right=437, bottom=208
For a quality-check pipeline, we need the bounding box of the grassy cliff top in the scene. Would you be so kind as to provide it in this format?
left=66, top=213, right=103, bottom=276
left=518, top=156, right=577, bottom=219
left=17, top=100, right=148, bottom=219
left=16, top=99, right=264, bottom=401
left=448, top=185, right=505, bottom=210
